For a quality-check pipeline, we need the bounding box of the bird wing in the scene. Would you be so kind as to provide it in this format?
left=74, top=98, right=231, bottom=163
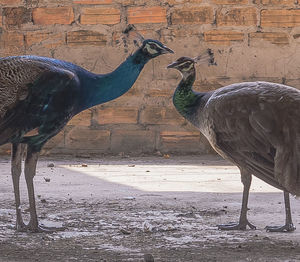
left=0, top=57, right=78, bottom=143
left=204, top=81, right=300, bottom=195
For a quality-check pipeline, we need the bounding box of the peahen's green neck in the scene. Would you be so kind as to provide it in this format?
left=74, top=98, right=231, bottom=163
left=79, top=48, right=150, bottom=112
left=173, top=72, right=202, bottom=121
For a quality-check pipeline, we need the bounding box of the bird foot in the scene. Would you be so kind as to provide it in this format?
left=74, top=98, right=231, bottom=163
left=218, top=221, right=256, bottom=231
left=26, top=222, right=66, bottom=233
left=15, top=222, right=28, bottom=232
left=265, top=223, right=296, bottom=233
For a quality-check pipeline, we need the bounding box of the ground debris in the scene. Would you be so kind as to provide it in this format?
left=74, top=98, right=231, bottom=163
left=120, top=228, right=131, bottom=235
left=144, top=253, right=155, bottom=262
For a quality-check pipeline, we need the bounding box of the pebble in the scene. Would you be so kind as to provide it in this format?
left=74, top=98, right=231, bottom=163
left=144, top=254, right=154, bottom=262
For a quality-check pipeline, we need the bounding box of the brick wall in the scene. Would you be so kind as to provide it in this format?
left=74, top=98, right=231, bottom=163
left=0, top=0, right=299, bottom=156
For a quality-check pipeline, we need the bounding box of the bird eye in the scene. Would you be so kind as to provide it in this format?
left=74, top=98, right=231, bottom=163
left=149, top=43, right=157, bottom=50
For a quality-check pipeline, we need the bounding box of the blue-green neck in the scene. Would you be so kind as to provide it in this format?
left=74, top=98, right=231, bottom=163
left=173, top=73, right=201, bottom=120
left=79, top=49, right=150, bottom=111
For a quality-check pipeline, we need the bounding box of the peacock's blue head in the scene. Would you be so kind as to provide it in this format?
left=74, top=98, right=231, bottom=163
left=141, top=39, right=174, bottom=58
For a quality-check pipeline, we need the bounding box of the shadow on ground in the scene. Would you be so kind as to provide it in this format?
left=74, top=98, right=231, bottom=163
left=0, top=155, right=300, bottom=261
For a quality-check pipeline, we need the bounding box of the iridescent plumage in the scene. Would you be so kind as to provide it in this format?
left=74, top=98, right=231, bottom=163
left=1, top=39, right=173, bottom=232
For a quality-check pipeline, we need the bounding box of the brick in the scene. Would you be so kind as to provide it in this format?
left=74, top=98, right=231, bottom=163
left=147, top=88, right=172, bottom=97
left=74, top=0, right=112, bottom=4
left=111, top=129, right=155, bottom=153
left=25, top=31, right=65, bottom=48
left=80, top=7, right=120, bottom=25
left=0, top=0, right=23, bottom=5
left=65, top=127, right=110, bottom=150
left=67, top=30, right=107, bottom=46
left=261, top=9, right=300, bottom=28
left=128, top=6, right=167, bottom=24
left=249, top=32, right=289, bottom=45
left=194, top=79, right=223, bottom=92
left=33, top=7, right=74, bottom=25
left=3, top=7, right=31, bottom=28
left=212, top=0, right=248, bottom=3
left=0, top=31, right=24, bottom=55
left=261, top=0, right=295, bottom=5
left=204, top=30, right=244, bottom=45
left=95, top=107, right=138, bottom=125
left=140, top=107, right=185, bottom=125
left=67, top=110, right=92, bottom=126
left=117, top=0, right=135, bottom=5
left=171, top=7, right=214, bottom=25
left=159, top=131, right=201, bottom=153
left=167, top=0, right=202, bottom=4
left=217, top=7, right=257, bottom=26
left=160, top=28, right=203, bottom=42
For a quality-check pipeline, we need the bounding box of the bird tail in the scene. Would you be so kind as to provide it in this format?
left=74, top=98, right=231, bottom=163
left=194, top=49, right=216, bottom=66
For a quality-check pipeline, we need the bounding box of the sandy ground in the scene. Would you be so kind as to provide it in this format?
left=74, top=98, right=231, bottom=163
left=0, top=155, right=300, bottom=262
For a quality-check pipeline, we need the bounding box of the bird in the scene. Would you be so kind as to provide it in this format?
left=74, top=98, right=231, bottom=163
left=167, top=52, right=300, bottom=232
left=0, top=28, right=173, bottom=233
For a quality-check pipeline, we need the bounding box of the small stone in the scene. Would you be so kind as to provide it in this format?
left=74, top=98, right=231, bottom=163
left=47, top=163, right=54, bottom=167
left=154, top=151, right=162, bottom=156
left=123, top=196, right=135, bottom=200
left=120, top=228, right=131, bottom=235
left=41, top=199, right=47, bottom=203
left=142, top=221, right=154, bottom=233
left=44, top=177, right=50, bottom=182
left=144, top=253, right=154, bottom=262
left=82, top=164, right=88, bottom=167
left=163, top=154, right=170, bottom=159
left=128, top=164, right=135, bottom=167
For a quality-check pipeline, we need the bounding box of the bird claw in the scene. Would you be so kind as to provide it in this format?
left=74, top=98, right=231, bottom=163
left=265, top=223, right=296, bottom=233
left=15, top=222, right=27, bottom=232
left=218, top=220, right=256, bottom=231
left=25, top=223, right=66, bottom=233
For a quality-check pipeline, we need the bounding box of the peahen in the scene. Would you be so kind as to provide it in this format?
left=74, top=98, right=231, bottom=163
left=0, top=31, right=173, bottom=232
left=167, top=52, right=300, bottom=232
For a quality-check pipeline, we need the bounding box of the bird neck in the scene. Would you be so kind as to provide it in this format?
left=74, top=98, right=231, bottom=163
left=79, top=49, right=150, bottom=111
left=173, top=72, right=203, bottom=120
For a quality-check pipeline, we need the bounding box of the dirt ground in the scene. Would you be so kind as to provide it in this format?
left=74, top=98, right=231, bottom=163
left=0, top=155, right=300, bottom=262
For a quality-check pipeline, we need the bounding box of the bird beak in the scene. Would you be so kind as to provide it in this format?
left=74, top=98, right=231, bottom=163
left=166, top=61, right=178, bottom=69
left=161, top=45, right=174, bottom=54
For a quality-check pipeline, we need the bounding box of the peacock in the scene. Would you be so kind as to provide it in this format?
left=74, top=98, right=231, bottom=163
left=0, top=29, right=173, bottom=232
left=167, top=52, right=300, bottom=232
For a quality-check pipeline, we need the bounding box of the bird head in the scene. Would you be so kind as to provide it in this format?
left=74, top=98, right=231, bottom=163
left=122, top=24, right=173, bottom=59
left=167, top=49, right=216, bottom=77
left=167, top=56, right=195, bottom=72
left=141, top=39, right=174, bottom=58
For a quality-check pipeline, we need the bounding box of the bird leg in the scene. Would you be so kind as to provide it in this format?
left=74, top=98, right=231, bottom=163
left=24, top=145, right=65, bottom=233
left=218, top=170, right=256, bottom=230
left=265, top=191, right=296, bottom=232
left=11, top=143, right=26, bottom=231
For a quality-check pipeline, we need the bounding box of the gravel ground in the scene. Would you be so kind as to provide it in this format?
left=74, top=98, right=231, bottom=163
left=0, top=155, right=300, bottom=261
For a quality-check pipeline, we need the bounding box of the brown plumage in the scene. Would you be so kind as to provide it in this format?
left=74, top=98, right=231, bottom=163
left=168, top=54, right=300, bottom=232
left=201, top=82, right=300, bottom=195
